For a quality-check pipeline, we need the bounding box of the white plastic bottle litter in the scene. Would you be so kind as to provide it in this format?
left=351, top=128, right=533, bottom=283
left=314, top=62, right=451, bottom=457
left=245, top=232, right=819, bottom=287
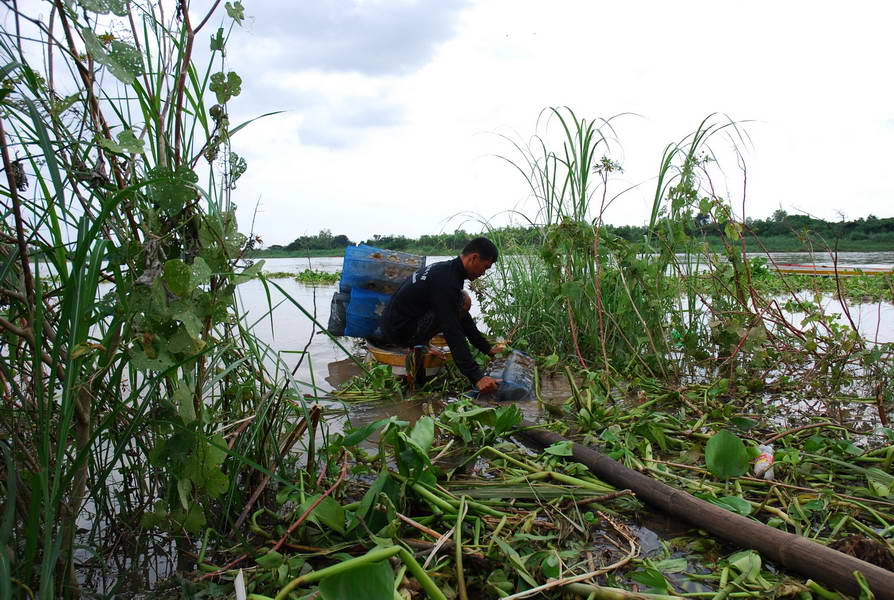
left=754, top=444, right=775, bottom=480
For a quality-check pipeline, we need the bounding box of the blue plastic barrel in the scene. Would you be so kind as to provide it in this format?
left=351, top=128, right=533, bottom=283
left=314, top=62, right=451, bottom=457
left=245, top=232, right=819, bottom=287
left=344, top=287, right=391, bottom=338
left=341, top=245, right=425, bottom=293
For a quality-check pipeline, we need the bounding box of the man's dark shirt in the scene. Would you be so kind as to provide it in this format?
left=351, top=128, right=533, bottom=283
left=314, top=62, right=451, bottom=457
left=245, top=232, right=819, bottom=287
left=382, top=257, right=492, bottom=384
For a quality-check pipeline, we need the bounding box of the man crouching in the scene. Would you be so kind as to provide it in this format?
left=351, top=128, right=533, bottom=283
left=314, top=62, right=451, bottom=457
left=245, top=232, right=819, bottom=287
left=381, top=237, right=501, bottom=393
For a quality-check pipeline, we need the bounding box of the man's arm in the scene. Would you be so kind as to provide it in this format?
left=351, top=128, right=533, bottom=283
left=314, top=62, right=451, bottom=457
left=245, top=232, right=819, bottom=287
left=460, top=312, right=492, bottom=356
left=431, top=287, right=483, bottom=385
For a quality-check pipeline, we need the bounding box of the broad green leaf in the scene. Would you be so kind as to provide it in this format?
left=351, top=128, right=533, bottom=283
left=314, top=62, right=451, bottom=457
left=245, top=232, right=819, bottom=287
left=164, top=259, right=193, bottom=296
left=630, top=567, right=671, bottom=594
left=81, top=28, right=142, bottom=84
left=174, top=382, right=195, bottom=424
left=544, top=440, right=573, bottom=456
left=299, top=495, right=345, bottom=535
left=707, top=495, right=752, bottom=516
left=99, top=129, right=144, bottom=154
left=166, top=325, right=205, bottom=355
left=341, top=418, right=390, bottom=448
left=210, top=71, right=242, bottom=104
left=494, top=404, right=522, bottom=434
left=225, top=1, right=245, bottom=24
left=182, top=502, right=206, bottom=532
left=147, top=165, right=198, bottom=212
left=256, top=550, right=284, bottom=569
left=409, top=416, right=434, bottom=452
left=319, top=560, right=393, bottom=600
left=129, top=347, right=174, bottom=371
left=705, top=430, right=749, bottom=479
left=191, top=257, right=213, bottom=285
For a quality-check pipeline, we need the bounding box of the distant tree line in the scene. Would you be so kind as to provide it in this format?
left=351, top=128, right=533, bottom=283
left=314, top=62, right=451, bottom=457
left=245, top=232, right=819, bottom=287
left=262, top=212, right=894, bottom=255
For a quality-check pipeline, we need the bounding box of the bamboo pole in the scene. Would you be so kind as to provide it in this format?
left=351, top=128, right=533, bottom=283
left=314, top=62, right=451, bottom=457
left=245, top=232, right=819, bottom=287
left=512, top=421, right=894, bottom=600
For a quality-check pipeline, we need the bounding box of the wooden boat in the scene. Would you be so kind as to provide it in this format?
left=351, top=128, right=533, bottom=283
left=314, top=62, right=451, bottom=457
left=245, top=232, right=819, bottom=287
left=366, top=339, right=451, bottom=376
left=772, top=263, right=893, bottom=277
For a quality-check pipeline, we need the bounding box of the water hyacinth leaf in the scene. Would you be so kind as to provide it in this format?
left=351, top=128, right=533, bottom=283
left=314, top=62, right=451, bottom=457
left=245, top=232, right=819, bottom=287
left=630, top=567, right=671, bottom=594
left=81, top=28, right=142, bottom=84
left=865, top=467, right=894, bottom=498
left=341, top=418, right=390, bottom=448
left=409, top=415, right=434, bottom=452
left=708, top=495, right=752, bottom=516
left=319, top=560, right=393, bottom=600
left=494, top=404, right=522, bottom=434
left=299, top=495, right=345, bottom=535
left=705, top=429, right=749, bottom=479
left=210, top=71, right=242, bottom=104
left=544, top=440, right=573, bottom=456
left=100, top=129, right=144, bottom=154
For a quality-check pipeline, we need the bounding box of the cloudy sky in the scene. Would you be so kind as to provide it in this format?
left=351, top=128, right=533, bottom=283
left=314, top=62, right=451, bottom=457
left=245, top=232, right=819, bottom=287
left=212, top=0, right=893, bottom=246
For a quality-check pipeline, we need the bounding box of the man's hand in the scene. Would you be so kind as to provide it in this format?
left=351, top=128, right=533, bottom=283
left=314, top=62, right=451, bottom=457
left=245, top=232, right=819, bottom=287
left=489, top=343, right=507, bottom=356
left=475, top=376, right=500, bottom=394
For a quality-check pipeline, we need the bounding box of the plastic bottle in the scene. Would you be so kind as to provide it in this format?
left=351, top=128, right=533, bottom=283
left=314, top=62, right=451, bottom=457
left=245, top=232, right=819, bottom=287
left=753, top=444, right=775, bottom=480
left=482, top=349, right=535, bottom=402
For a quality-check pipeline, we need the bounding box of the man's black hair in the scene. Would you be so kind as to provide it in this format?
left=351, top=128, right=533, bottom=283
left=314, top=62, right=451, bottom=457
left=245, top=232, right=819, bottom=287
left=461, top=237, right=499, bottom=262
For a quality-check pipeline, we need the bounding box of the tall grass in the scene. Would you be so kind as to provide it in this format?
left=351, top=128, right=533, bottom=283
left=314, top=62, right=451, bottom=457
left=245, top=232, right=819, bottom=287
left=0, top=3, right=319, bottom=596
left=481, top=108, right=891, bottom=405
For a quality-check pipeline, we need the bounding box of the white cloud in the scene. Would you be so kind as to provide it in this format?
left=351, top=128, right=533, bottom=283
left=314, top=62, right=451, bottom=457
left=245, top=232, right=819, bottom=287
left=220, top=0, right=894, bottom=245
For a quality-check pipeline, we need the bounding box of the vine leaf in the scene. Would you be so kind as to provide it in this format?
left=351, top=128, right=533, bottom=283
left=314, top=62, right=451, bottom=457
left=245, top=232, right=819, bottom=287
left=100, top=129, right=144, bottom=154
left=77, top=0, right=129, bottom=16
left=225, top=1, right=245, bottom=25
left=210, top=71, right=242, bottom=104
left=81, top=28, right=143, bottom=84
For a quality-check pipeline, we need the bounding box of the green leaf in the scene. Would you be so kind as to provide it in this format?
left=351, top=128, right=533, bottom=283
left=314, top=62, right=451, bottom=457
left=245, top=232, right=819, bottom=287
left=129, top=347, right=174, bottom=371
left=708, top=495, right=752, bottom=516
left=494, top=404, right=522, bottom=434
left=493, top=537, right=539, bottom=588
left=256, top=550, right=284, bottom=569
left=164, top=259, right=193, bottom=297
left=319, top=560, right=393, bottom=600
left=225, top=1, right=245, bottom=25
left=409, top=416, right=435, bottom=452
left=630, top=567, right=671, bottom=594
left=77, top=0, right=129, bottom=16
left=147, top=165, right=198, bottom=212
left=866, top=467, right=894, bottom=498
left=235, top=260, right=264, bottom=284
left=705, top=430, right=749, bottom=479
left=99, top=129, right=144, bottom=154
left=300, top=495, right=345, bottom=535
left=544, top=441, right=573, bottom=456
left=210, top=27, right=225, bottom=52
left=191, top=257, right=213, bottom=285
left=209, top=71, right=242, bottom=104
left=81, top=28, right=142, bottom=84
left=174, top=382, right=195, bottom=424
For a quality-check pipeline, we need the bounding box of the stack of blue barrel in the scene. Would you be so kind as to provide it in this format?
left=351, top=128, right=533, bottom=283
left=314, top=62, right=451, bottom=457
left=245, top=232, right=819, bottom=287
left=326, top=245, right=425, bottom=338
